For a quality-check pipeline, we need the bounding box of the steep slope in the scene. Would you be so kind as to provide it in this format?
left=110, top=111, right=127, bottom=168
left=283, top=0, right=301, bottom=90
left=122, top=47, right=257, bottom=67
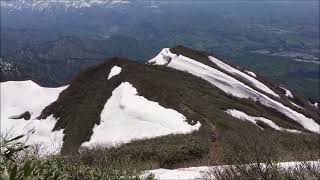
left=40, top=48, right=318, bottom=152
left=0, top=81, right=67, bottom=154
left=1, top=46, right=319, bottom=162
left=169, top=46, right=320, bottom=121
left=149, top=47, right=319, bottom=132
left=38, top=58, right=214, bottom=154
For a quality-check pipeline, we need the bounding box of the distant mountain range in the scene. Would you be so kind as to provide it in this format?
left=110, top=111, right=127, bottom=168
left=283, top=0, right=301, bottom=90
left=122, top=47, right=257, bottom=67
left=0, top=35, right=153, bottom=86
left=2, top=0, right=319, bottom=100
left=1, top=0, right=130, bottom=11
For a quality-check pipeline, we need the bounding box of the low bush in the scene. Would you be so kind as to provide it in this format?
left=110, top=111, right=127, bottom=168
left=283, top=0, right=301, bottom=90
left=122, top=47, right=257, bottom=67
left=78, top=132, right=209, bottom=169
left=202, top=128, right=320, bottom=180
left=0, top=135, right=145, bottom=180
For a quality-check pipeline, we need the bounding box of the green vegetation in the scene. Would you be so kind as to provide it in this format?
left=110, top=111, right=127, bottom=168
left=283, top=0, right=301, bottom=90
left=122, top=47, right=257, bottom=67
left=202, top=129, right=320, bottom=180
left=202, top=160, right=320, bottom=180
left=1, top=118, right=319, bottom=179
left=61, top=118, right=319, bottom=171
left=79, top=132, right=209, bottom=170
left=217, top=122, right=320, bottom=164
left=0, top=135, right=148, bottom=180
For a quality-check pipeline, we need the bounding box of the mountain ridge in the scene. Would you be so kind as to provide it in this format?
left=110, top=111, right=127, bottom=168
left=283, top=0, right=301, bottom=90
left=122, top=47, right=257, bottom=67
left=1, top=46, right=319, bottom=167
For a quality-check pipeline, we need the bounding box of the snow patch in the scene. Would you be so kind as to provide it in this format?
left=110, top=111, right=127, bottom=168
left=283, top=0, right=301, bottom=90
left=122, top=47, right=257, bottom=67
left=280, top=86, right=293, bottom=98
left=244, top=70, right=257, bottom=78
left=148, top=48, right=178, bottom=65
left=144, top=161, right=320, bottom=180
left=314, top=103, right=318, bottom=108
left=82, top=82, right=200, bottom=147
left=0, top=81, right=67, bottom=154
left=290, top=101, right=303, bottom=109
left=148, top=49, right=320, bottom=133
left=107, top=65, right=122, bottom=80
left=208, top=56, right=279, bottom=97
left=225, top=109, right=301, bottom=133
left=143, top=166, right=210, bottom=180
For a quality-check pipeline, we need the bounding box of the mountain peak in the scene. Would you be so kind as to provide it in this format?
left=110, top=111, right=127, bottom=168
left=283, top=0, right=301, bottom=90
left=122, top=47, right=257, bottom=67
left=1, top=47, right=319, bottom=156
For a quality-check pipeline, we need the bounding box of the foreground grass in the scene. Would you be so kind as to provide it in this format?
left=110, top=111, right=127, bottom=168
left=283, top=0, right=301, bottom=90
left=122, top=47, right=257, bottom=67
left=1, top=158, right=146, bottom=180
left=2, top=123, right=318, bottom=180
left=0, top=135, right=154, bottom=180
left=1, top=119, right=319, bottom=179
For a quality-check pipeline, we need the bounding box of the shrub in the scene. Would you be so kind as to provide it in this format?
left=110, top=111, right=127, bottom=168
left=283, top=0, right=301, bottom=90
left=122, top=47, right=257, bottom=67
left=0, top=135, right=145, bottom=180
left=78, top=133, right=209, bottom=169
left=201, top=161, right=320, bottom=180
left=202, top=129, right=320, bottom=180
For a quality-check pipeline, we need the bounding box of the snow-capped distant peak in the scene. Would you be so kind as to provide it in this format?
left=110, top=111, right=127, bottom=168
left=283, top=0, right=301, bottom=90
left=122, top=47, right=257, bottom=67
left=1, top=0, right=131, bottom=11
left=108, top=65, right=122, bottom=79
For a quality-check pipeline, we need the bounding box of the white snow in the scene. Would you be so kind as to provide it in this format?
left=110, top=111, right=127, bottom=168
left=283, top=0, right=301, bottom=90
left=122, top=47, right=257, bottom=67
left=143, top=166, right=210, bottom=180
left=148, top=49, right=320, bottom=133
left=107, top=65, right=122, bottom=80
left=208, top=56, right=279, bottom=97
left=280, top=86, right=293, bottom=98
left=82, top=82, right=200, bottom=147
left=143, top=161, right=320, bottom=180
left=244, top=70, right=257, bottom=78
left=314, top=103, right=318, bottom=108
left=290, top=101, right=303, bottom=109
left=225, top=109, right=301, bottom=133
left=148, top=48, right=178, bottom=65
left=0, top=81, right=67, bottom=154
